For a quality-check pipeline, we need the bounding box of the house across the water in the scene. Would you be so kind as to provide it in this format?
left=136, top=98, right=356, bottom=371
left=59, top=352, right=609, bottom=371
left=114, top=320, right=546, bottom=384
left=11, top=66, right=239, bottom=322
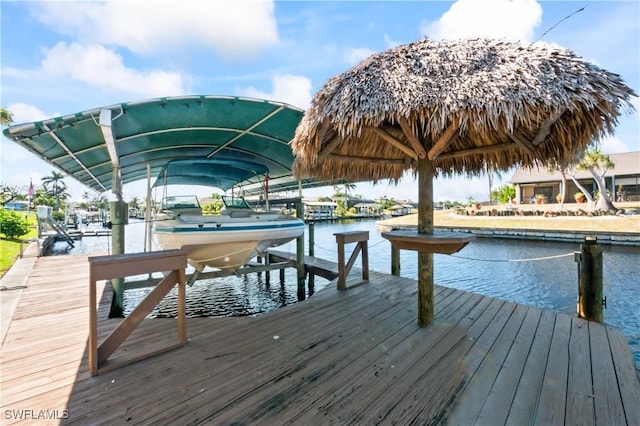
left=3, top=201, right=29, bottom=211
left=510, top=151, right=639, bottom=203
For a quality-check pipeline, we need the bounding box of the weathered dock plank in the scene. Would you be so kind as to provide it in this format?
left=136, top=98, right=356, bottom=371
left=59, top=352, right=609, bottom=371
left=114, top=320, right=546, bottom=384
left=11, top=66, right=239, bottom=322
left=474, top=306, right=543, bottom=425
left=1, top=253, right=639, bottom=425
left=590, top=322, right=627, bottom=425
left=505, top=308, right=556, bottom=425
left=534, top=312, right=572, bottom=425
left=566, top=317, right=595, bottom=426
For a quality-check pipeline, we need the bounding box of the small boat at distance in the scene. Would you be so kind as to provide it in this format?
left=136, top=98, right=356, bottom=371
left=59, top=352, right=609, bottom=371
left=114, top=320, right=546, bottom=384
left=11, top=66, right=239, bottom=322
left=152, top=195, right=305, bottom=271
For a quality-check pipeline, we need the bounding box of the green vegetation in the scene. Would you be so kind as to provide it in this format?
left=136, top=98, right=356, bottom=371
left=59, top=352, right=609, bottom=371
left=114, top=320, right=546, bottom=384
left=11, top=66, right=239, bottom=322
left=0, top=212, right=38, bottom=276
left=41, top=171, right=69, bottom=211
left=491, top=184, right=516, bottom=204
left=0, top=106, right=13, bottom=126
left=577, top=148, right=615, bottom=209
left=0, top=208, right=30, bottom=239
left=377, top=197, right=396, bottom=210
left=202, top=194, right=224, bottom=215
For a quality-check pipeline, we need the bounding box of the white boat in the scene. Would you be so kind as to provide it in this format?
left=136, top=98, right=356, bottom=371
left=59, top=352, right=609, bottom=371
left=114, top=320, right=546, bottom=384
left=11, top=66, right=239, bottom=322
left=152, top=195, right=305, bottom=271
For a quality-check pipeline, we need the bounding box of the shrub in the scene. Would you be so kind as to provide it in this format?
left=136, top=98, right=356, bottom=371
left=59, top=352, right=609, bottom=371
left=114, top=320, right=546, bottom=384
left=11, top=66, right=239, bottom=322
left=0, top=208, right=30, bottom=239
left=202, top=200, right=223, bottom=215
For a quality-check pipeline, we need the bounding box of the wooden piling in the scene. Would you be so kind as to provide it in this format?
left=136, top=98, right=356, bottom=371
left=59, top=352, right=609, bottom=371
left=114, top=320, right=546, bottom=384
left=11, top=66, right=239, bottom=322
left=296, top=200, right=306, bottom=301
left=417, top=157, right=435, bottom=326
left=308, top=222, right=315, bottom=257
left=109, top=200, right=127, bottom=318
left=576, top=236, right=604, bottom=322
left=391, top=245, right=400, bottom=276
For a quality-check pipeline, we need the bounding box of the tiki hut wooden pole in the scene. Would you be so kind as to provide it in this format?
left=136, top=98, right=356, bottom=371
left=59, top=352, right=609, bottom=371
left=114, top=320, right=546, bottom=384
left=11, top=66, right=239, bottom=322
left=417, top=156, right=435, bottom=324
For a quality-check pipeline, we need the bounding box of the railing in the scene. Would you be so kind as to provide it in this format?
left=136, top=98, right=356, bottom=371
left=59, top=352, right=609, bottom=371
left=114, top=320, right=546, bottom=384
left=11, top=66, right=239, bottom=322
left=45, top=217, right=75, bottom=247
left=334, top=231, right=369, bottom=290
left=88, top=249, right=187, bottom=376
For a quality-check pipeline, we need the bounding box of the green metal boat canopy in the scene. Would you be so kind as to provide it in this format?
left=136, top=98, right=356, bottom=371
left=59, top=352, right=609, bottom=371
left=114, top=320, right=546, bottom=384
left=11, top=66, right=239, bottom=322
left=3, top=95, right=343, bottom=195
left=152, top=158, right=269, bottom=191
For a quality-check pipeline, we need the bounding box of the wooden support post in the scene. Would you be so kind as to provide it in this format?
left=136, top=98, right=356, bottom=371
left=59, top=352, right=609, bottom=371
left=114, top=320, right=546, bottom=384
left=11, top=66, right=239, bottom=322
left=308, top=222, right=315, bottom=257
left=177, top=267, right=186, bottom=345
left=109, top=200, right=127, bottom=318
left=391, top=245, right=400, bottom=276
left=417, top=157, right=434, bottom=327
left=308, top=273, right=315, bottom=296
left=265, top=253, right=270, bottom=286
left=296, top=200, right=306, bottom=301
left=575, top=236, right=604, bottom=322
left=334, top=231, right=369, bottom=290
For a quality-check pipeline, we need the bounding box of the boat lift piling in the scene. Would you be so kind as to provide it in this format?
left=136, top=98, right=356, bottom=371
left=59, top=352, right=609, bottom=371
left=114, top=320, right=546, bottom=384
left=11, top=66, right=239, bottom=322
left=296, top=200, right=306, bottom=300
left=108, top=200, right=128, bottom=318
left=575, top=236, right=604, bottom=322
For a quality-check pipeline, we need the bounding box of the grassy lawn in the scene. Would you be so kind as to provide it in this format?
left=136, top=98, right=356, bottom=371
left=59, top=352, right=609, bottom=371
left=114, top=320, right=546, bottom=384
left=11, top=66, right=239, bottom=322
left=1, top=212, right=39, bottom=277
left=380, top=202, right=640, bottom=234
left=434, top=213, right=640, bottom=233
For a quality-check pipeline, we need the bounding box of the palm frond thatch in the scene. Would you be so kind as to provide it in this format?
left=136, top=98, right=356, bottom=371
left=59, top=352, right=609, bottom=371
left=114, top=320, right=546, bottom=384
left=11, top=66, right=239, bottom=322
left=292, top=38, right=636, bottom=183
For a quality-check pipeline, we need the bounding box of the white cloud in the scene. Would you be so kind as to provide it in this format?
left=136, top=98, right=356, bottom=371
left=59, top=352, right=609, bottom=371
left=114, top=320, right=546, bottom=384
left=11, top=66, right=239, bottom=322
left=344, top=47, right=376, bottom=66
left=383, top=34, right=402, bottom=49
left=421, top=0, right=542, bottom=43
left=239, top=74, right=312, bottom=110
left=34, top=0, right=279, bottom=59
left=6, top=102, right=50, bottom=124
left=41, top=42, right=185, bottom=97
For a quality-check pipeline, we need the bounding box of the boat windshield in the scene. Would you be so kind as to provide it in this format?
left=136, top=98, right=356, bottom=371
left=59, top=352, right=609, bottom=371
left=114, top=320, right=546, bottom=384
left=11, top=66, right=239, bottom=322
left=161, top=195, right=201, bottom=210
left=221, top=196, right=252, bottom=210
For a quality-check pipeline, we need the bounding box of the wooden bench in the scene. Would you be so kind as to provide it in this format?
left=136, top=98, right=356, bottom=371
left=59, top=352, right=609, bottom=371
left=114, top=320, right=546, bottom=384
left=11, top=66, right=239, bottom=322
left=88, top=249, right=187, bottom=376
left=334, top=231, right=369, bottom=290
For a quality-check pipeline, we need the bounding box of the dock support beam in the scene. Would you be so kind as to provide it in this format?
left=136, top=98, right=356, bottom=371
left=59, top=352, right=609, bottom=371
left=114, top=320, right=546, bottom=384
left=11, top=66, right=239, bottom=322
left=391, top=245, right=400, bottom=276
left=308, top=222, right=315, bottom=256
left=575, top=236, right=604, bottom=322
left=109, top=200, right=127, bottom=318
left=296, top=200, right=306, bottom=301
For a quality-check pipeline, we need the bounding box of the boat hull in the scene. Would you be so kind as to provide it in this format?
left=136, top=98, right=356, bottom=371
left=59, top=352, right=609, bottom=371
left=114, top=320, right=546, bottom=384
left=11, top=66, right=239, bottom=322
left=152, top=213, right=305, bottom=271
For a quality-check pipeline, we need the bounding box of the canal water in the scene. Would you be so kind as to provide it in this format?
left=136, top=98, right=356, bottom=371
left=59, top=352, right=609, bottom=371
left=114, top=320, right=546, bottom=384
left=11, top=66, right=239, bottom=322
left=51, top=217, right=640, bottom=372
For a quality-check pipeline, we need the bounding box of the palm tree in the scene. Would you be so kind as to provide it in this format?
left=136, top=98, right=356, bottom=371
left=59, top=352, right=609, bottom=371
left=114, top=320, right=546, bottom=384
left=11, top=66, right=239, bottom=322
left=343, top=182, right=356, bottom=197
left=80, top=191, right=92, bottom=210
left=0, top=107, right=13, bottom=126
left=129, top=196, right=141, bottom=210
left=41, top=171, right=66, bottom=211
left=32, top=188, right=54, bottom=208
left=91, top=194, right=109, bottom=211
left=577, top=148, right=616, bottom=210
left=332, top=184, right=344, bottom=198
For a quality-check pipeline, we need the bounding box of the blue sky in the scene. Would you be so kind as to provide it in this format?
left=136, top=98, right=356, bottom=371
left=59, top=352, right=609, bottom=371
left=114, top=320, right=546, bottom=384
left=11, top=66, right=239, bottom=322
left=1, top=0, right=638, bottom=203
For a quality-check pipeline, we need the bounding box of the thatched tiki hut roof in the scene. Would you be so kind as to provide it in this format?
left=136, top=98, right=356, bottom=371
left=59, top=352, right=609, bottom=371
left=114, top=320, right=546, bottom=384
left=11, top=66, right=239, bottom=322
left=291, top=37, right=636, bottom=326
left=292, top=38, right=635, bottom=183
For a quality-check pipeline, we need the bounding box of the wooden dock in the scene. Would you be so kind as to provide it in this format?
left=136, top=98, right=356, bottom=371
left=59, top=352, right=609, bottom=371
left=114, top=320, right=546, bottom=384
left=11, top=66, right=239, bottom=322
left=1, top=253, right=639, bottom=425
